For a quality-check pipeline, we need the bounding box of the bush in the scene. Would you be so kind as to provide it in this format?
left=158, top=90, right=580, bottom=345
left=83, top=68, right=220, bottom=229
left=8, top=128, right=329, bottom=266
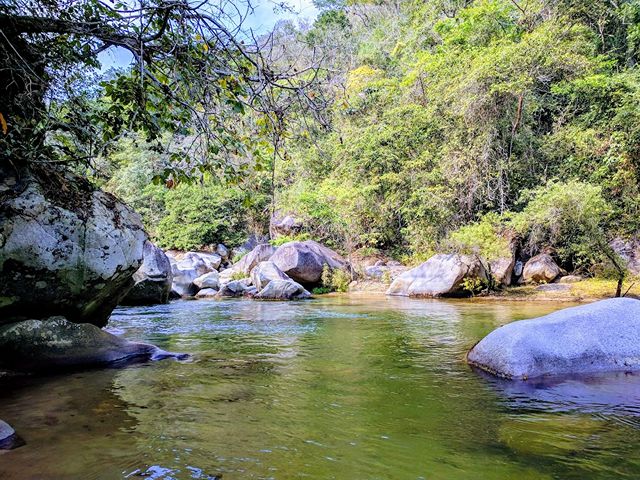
left=510, top=180, right=611, bottom=269
left=447, top=213, right=511, bottom=261
left=156, top=184, right=259, bottom=251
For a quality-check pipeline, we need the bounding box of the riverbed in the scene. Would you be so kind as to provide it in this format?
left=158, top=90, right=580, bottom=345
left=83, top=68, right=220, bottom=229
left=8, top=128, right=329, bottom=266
left=1, top=296, right=640, bottom=479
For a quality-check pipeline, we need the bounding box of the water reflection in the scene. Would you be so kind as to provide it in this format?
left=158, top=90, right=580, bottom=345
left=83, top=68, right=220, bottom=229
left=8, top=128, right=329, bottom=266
left=1, top=297, right=640, bottom=479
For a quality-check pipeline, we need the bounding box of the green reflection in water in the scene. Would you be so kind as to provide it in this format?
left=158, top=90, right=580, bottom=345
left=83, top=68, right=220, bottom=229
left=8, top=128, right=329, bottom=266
left=1, top=296, right=640, bottom=479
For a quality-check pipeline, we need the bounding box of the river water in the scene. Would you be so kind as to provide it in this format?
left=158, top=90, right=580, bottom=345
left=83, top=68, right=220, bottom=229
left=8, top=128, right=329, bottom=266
left=1, top=296, right=640, bottom=479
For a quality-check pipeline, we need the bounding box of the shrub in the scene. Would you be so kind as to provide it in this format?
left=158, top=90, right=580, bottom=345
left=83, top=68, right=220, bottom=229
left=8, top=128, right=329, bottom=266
left=510, top=180, right=611, bottom=269
left=447, top=212, right=511, bottom=261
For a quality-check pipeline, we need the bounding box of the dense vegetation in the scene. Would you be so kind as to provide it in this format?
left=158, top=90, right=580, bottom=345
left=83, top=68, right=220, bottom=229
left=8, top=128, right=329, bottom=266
left=19, top=0, right=639, bottom=275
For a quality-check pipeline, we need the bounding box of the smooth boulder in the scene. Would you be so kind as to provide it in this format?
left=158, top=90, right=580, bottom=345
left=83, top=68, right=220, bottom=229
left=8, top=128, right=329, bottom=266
left=467, top=298, right=640, bottom=380
left=217, top=279, right=252, bottom=298
left=0, top=166, right=146, bottom=328
left=0, top=420, right=23, bottom=450
left=386, top=254, right=488, bottom=297
left=0, top=317, right=186, bottom=372
left=255, top=279, right=311, bottom=300
left=233, top=244, right=276, bottom=275
left=250, top=261, right=290, bottom=291
left=193, top=271, right=220, bottom=290
left=520, top=253, right=562, bottom=284
left=121, top=241, right=173, bottom=306
left=195, top=288, right=218, bottom=298
left=270, top=240, right=348, bottom=285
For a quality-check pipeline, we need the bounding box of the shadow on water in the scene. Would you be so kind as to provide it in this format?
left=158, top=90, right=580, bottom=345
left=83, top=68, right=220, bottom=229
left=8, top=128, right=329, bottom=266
left=1, top=296, right=640, bottom=479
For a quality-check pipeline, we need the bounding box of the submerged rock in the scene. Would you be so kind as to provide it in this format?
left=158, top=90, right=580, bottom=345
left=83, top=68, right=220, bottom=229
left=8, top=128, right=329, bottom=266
left=467, top=298, right=640, bottom=380
left=386, top=254, right=488, bottom=297
left=0, top=317, right=186, bottom=372
left=121, top=241, right=173, bottom=306
left=520, top=253, right=562, bottom=284
left=255, top=279, right=311, bottom=300
left=0, top=165, right=146, bottom=328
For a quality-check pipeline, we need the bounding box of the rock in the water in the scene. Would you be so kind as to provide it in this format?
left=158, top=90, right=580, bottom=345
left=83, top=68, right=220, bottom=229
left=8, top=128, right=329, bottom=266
left=386, top=254, right=488, bottom=297
left=364, top=265, right=408, bottom=281
left=270, top=240, right=348, bottom=285
left=170, top=263, right=200, bottom=297
left=0, top=420, right=23, bottom=450
left=255, top=279, right=311, bottom=300
left=233, top=244, right=276, bottom=275
left=217, top=279, right=251, bottom=297
left=520, top=253, right=562, bottom=284
left=193, top=271, right=220, bottom=290
left=0, top=166, right=146, bottom=328
left=195, top=288, right=218, bottom=298
left=467, top=298, right=640, bottom=380
left=0, top=420, right=14, bottom=443
left=0, top=317, right=186, bottom=371
left=250, top=261, right=290, bottom=291
left=121, top=241, right=172, bottom=306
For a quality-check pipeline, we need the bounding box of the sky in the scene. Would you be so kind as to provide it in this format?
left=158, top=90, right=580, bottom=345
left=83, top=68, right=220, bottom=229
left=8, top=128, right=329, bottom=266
left=98, top=0, right=319, bottom=70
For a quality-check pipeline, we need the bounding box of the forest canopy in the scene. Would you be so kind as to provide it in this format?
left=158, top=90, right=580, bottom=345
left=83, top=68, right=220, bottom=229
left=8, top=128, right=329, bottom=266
left=3, top=0, right=640, bottom=275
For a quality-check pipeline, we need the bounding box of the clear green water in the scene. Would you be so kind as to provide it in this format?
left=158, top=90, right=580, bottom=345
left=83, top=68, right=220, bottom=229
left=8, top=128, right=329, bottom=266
left=2, top=296, right=640, bottom=480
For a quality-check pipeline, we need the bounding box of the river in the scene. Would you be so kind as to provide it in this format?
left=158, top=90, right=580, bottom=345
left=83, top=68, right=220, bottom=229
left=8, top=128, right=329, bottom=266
left=1, top=296, right=640, bottom=479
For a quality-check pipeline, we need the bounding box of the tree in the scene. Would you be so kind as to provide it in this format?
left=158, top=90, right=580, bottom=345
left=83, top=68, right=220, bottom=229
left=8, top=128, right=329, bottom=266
left=0, top=0, right=321, bottom=179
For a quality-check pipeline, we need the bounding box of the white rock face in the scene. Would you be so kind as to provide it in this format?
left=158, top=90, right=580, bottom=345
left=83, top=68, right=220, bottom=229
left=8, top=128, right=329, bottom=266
left=193, top=271, right=220, bottom=290
left=467, top=298, right=640, bottom=380
left=250, top=261, right=290, bottom=291
left=386, top=254, right=488, bottom=297
left=0, top=169, right=146, bottom=327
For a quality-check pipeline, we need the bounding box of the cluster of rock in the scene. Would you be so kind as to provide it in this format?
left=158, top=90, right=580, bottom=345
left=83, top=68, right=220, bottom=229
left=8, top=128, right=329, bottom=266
left=161, top=240, right=349, bottom=301
left=384, top=248, right=576, bottom=298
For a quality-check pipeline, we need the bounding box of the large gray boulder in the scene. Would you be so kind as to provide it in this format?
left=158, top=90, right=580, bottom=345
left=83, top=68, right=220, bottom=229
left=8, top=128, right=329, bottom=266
left=250, top=261, right=290, bottom=291
left=255, top=279, right=311, bottom=300
left=232, top=243, right=276, bottom=275
left=170, top=262, right=200, bottom=297
left=193, top=271, right=220, bottom=290
left=270, top=240, right=348, bottom=285
left=121, top=241, right=172, bottom=306
left=520, top=253, right=562, bottom=284
left=0, top=316, right=185, bottom=372
left=0, top=420, right=22, bottom=450
left=0, top=166, right=146, bottom=328
left=386, top=254, right=488, bottom=297
left=467, top=298, right=640, bottom=380
left=217, top=279, right=252, bottom=298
